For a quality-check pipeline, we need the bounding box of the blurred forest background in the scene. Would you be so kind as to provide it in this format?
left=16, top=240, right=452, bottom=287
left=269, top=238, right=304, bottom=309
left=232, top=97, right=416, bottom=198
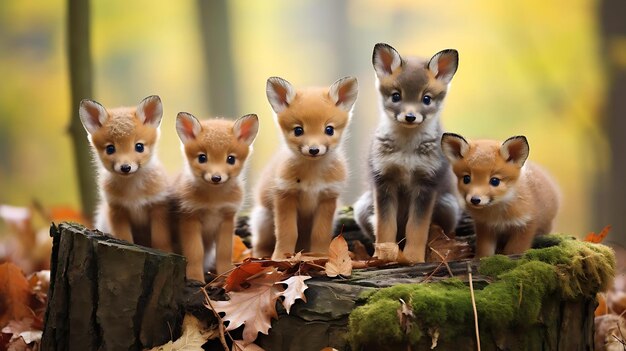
left=1, top=0, right=625, bottom=256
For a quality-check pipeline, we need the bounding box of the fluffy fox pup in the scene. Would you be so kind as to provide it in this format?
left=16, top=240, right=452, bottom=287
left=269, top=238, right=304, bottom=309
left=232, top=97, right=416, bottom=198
left=353, top=43, right=461, bottom=263
left=79, top=95, right=172, bottom=250
left=441, top=133, right=560, bottom=257
left=174, top=112, right=258, bottom=281
left=251, top=76, right=358, bottom=260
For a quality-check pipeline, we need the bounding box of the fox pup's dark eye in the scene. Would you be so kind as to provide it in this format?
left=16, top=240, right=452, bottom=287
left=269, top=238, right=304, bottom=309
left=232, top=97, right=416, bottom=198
left=226, top=155, right=236, bottom=165
left=198, top=154, right=207, bottom=163
left=490, top=177, right=501, bottom=187
left=463, top=175, right=471, bottom=184
left=294, top=126, right=304, bottom=137
left=391, top=92, right=401, bottom=103
left=422, top=95, right=432, bottom=105
left=325, top=126, right=334, bottom=136
left=135, top=143, right=144, bottom=153
left=105, top=145, right=116, bottom=155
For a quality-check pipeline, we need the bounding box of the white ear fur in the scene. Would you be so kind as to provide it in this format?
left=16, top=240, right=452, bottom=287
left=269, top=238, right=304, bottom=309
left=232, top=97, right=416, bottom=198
left=500, top=136, right=530, bottom=167
left=329, top=76, right=358, bottom=112
left=441, top=133, right=470, bottom=163
left=136, top=95, right=163, bottom=128
left=233, top=114, right=259, bottom=146
left=372, top=43, right=402, bottom=77
left=176, top=112, right=202, bottom=144
left=428, top=49, right=459, bottom=85
left=266, top=77, right=296, bottom=114
left=79, top=99, right=108, bottom=135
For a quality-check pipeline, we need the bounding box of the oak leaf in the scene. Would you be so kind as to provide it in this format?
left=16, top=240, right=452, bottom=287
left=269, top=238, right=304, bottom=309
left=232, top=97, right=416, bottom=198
left=210, top=269, right=285, bottom=345
left=148, top=314, right=216, bottom=351
left=224, top=262, right=265, bottom=292
left=325, top=235, right=352, bottom=277
left=0, top=263, right=33, bottom=327
left=278, top=275, right=311, bottom=314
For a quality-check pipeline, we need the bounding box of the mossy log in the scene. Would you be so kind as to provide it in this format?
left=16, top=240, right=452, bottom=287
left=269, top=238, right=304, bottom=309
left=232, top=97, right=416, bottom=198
left=41, top=223, right=614, bottom=351
left=41, top=223, right=187, bottom=350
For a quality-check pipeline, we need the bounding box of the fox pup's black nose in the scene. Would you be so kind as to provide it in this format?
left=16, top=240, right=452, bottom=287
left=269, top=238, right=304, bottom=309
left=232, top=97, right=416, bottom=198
left=120, top=164, right=131, bottom=173
left=309, top=147, right=320, bottom=155
left=470, top=197, right=481, bottom=205
left=405, top=113, right=416, bottom=122
left=211, top=175, right=222, bottom=183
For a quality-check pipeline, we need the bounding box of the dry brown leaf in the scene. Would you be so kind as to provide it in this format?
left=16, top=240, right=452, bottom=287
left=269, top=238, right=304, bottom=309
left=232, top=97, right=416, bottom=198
left=148, top=314, right=216, bottom=351
left=1, top=318, right=42, bottom=347
left=594, top=314, right=626, bottom=351
left=224, top=262, right=265, bottom=292
left=426, top=225, right=472, bottom=262
left=278, top=275, right=311, bottom=314
left=350, top=241, right=371, bottom=261
left=428, top=327, right=439, bottom=350
left=596, top=293, right=609, bottom=317
left=232, top=340, right=265, bottom=351
left=233, top=236, right=251, bottom=264
left=210, top=269, right=285, bottom=345
left=0, top=263, right=33, bottom=327
left=325, top=235, right=352, bottom=277
left=397, top=298, right=414, bottom=335
left=374, top=242, right=400, bottom=262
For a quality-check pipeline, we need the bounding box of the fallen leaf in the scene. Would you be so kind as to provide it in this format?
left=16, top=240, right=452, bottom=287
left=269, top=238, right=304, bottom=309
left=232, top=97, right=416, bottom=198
left=325, top=235, right=352, bottom=277
left=0, top=263, right=33, bottom=327
left=224, top=262, right=265, bottom=292
left=584, top=225, right=612, bottom=244
left=232, top=340, right=265, bottom=351
left=397, top=298, right=414, bottom=335
left=6, top=337, right=28, bottom=351
left=596, top=293, right=609, bottom=317
left=278, top=275, right=311, bottom=313
left=594, top=314, right=626, bottom=350
left=148, top=314, right=216, bottom=351
left=48, top=206, right=85, bottom=224
left=426, top=225, right=472, bottom=262
left=428, top=327, right=440, bottom=350
left=374, top=242, right=400, bottom=262
left=233, top=236, right=251, bottom=264
left=210, top=268, right=285, bottom=345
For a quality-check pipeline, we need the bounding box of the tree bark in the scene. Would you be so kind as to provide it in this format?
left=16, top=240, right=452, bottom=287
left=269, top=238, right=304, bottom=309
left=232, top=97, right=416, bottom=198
left=196, top=0, right=237, bottom=118
left=66, top=0, right=98, bottom=222
left=41, top=223, right=186, bottom=350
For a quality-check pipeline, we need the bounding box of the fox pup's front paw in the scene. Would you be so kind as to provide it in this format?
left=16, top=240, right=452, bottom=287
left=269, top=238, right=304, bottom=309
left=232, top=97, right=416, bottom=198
left=401, top=246, right=426, bottom=263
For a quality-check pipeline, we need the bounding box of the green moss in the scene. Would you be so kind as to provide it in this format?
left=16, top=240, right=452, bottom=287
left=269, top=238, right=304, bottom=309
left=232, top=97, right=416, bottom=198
left=478, top=255, right=520, bottom=277
left=348, top=235, right=615, bottom=349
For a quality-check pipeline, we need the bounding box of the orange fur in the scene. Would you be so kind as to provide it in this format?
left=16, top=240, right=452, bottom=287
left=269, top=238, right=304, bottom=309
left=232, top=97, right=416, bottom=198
left=251, top=76, right=358, bottom=260
left=441, top=133, right=560, bottom=256
left=79, top=96, right=172, bottom=250
left=173, top=113, right=258, bottom=281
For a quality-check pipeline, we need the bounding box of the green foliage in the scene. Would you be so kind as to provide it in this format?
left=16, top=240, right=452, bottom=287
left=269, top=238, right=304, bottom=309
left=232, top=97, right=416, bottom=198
left=347, top=235, right=615, bottom=349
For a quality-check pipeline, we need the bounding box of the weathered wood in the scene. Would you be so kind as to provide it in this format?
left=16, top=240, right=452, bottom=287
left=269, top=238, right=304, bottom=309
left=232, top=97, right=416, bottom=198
left=42, top=223, right=186, bottom=350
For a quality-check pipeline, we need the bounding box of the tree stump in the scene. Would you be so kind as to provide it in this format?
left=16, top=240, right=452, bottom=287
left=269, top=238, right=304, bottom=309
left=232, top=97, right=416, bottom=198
left=41, top=223, right=186, bottom=350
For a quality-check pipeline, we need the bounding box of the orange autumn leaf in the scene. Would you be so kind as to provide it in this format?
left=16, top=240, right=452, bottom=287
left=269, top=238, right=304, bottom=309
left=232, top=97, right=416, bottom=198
left=224, top=261, right=266, bottom=292
left=0, top=263, right=33, bottom=327
left=584, top=225, right=611, bottom=243
left=48, top=206, right=85, bottom=224
left=233, top=235, right=251, bottom=264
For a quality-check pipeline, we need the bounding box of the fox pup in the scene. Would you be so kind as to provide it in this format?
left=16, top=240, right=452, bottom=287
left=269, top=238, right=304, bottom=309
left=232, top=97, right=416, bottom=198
left=441, top=133, right=560, bottom=257
left=79, top=95, right=171, bottom=250
left=251, top=76, right=358, bottom=260
left=174, top=112, right=258, bottom=281
left=353, top=43, right=461, bottom=262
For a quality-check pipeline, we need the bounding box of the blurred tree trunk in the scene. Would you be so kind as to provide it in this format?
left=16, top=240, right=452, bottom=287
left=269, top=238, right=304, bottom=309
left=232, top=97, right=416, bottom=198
left=599, top=0, right=626, bottom=248
left=196, top=0, right=237, bottom=117
left=66, top=0, right=97, bottom=223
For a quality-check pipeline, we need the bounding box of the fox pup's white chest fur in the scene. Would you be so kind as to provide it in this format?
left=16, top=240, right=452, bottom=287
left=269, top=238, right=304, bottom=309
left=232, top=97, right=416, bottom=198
left=251, top=76, right=358, bottom=260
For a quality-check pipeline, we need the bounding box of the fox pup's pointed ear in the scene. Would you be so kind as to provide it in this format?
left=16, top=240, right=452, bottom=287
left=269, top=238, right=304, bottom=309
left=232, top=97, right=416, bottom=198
left=373, top=43, right=402, bottom=77
left=329, top=76, right=358, bottom=112
left=428, top=49, right=459, bottom=85
left=266, top=77, right=296, bottom=114
left=79, top=99, right=108, bottom=134
left=500, top=136, right=529, bottom=167
left=233, top=114, right=259, bottom=146
left=137, top=95, right=163, bottom=128
left=441, top=133, right=469, bottom=162
left=176, top=112, right=202, bottom=144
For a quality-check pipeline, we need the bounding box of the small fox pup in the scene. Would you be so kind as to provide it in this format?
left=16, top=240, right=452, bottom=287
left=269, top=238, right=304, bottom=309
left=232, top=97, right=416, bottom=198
left=79, top=95, right=171, bottom=250
left=441, top=133, right=560, bottom=257
left=174, top=112, right=258, bottom=281
left=353, top=43, right=461, bottom=263
left=251, top=76, right=358, bottom=260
